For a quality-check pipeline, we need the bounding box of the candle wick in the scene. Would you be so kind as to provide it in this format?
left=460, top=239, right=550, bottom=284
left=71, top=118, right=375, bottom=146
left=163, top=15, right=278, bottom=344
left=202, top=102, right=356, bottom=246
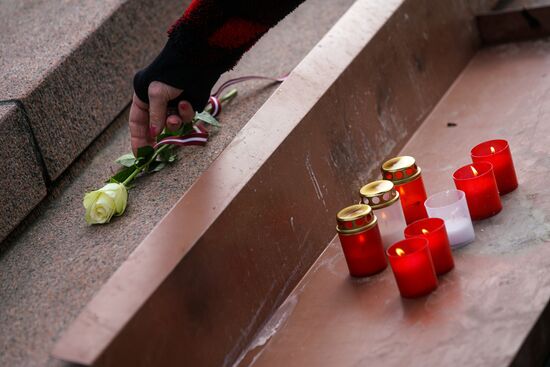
left=490, top=146, right=496, bottom=154
left=421, top=228, right=429, bottom=235
left=396, top=248, right=405, bottom=256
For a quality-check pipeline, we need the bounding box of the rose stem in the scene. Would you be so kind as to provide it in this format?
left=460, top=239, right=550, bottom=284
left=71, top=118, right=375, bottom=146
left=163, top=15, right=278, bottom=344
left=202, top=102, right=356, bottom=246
left=121, top=89, right=237, bottom=188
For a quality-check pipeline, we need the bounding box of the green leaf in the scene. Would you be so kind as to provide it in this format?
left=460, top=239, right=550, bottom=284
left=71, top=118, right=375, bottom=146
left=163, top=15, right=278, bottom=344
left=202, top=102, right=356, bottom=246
left=158, top=146, right=178, bottom=163
left=158, top=133, right=173, bottom=140
left=159, top=153, right=177, bottom=163
left=149, top=162, right=167, bottom=173
left=157, top=123, right=195, bottom=141
left=115, top=153, right=136, bottom=167
left=158, top=130, right=179, bottom=140
left=145, top=159, right=168, bottom=173
left=136, top=146, right=154, bottom=160
left=135, top=146, right=155, bottom=166
left=195, top=111, right=220, bottom=127
left=108, top=166, right=136, bottom=184
left=181, top=122, right=195, bottom=135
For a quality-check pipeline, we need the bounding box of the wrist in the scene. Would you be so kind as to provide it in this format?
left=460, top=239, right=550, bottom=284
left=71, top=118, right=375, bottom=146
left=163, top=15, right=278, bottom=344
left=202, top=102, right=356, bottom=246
left=133, top=39, right=225, bottom=111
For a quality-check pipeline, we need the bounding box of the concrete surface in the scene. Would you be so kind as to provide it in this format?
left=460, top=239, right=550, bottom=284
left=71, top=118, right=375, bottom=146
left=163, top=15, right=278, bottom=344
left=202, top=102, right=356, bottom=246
left=236, top=39, right=550, bottom=367
left=0, top=0, right=356, bottom=366
left=0, top=103, right=46, bottom=240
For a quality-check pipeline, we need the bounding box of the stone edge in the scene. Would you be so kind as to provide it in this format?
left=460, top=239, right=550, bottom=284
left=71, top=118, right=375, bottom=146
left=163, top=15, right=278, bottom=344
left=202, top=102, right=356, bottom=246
left=0, top=102, right=47, bottom=240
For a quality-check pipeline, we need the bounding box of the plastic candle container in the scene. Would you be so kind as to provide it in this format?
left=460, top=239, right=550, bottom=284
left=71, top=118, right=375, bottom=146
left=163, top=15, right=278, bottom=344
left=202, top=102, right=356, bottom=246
left=453, top=162, right=502, bottom=220
left=424, top=189, right=475, bottom=249
left=360, top=180, right=407, bottom=249
left=336, top=204, right=387, bottom=277
left=471, top=139, right=518, bottom=195
left=387, top=238, right=438, bottom=298
left=381, top=156, right=428, bottom=225
left=404, top=218, right=454, bottom=275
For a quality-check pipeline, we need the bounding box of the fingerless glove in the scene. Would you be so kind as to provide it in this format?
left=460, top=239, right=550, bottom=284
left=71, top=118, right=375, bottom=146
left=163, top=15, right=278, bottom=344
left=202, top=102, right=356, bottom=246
left=133, top=0, right=305, bottom=111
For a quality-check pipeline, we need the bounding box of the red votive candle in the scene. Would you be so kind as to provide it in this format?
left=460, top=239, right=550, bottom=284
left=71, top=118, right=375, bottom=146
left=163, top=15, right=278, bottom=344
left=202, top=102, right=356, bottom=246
left=471, top=139, right=518, bottom=195
left=336, top=204, right=387, bottom=277
left=382, top=156, right=428, bottom=224
left=453, top=162, right=502, bottom=220
left=387, top=238, right=438, bottom=298
left=404, top=218, right=454, bottom=275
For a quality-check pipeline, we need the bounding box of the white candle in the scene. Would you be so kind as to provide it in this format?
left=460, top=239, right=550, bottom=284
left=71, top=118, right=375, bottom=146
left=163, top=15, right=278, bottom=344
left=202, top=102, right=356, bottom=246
left=376, top=203, right=406, bottom=249
left=424, top=189, right=475, bottom=249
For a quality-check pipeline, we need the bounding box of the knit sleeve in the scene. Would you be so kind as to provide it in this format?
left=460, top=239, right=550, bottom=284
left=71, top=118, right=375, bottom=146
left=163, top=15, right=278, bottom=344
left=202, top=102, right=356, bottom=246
left=133, top=0, right=305, bottom=111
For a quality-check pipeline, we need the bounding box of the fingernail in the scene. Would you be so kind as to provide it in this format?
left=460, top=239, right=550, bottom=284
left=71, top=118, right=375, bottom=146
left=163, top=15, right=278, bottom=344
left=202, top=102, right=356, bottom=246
left=149, top=126, right=159, bottom=137
left=179, top=101, right=187, bottom=110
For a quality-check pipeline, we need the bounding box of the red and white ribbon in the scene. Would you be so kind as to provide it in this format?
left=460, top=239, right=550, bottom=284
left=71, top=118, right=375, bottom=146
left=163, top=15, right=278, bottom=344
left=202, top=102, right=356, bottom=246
left=154, top=125, right=209, bottom=148
left=208, top=96, right=222, bottom=117
left=208, top=74, right=288, bottom=117
left=157, top=73, right=287, bottom=148
left=211, top=74, right=288, bottom=99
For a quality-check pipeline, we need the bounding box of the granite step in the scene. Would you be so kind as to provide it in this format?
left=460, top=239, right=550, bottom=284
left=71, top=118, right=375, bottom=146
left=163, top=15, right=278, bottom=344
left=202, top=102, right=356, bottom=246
left=0, top=0, right=195, bottom=242
left=0, top=0, right=357, bottom=366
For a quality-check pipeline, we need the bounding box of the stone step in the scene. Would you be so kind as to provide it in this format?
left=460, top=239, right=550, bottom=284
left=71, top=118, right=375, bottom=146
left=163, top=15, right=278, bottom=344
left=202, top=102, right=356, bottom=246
left=0, top=0, right=194, bottom=241
left=0, top=0, right=357, bottom=366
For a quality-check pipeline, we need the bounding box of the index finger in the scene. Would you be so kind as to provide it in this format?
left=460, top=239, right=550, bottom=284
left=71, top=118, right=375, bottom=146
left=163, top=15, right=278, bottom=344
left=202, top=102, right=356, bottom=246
left=129, top=93, right=154, bottom=156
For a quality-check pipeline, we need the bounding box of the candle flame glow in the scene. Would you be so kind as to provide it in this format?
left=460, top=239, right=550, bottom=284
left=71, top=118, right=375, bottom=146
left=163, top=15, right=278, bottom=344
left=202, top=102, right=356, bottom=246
left=396, top=248, right=405, bottom=256
left=470, top=166, right=479, bottom=176
left=490, top=146, right=496, bottom=154
left=421, top=228, right=429, bottom=235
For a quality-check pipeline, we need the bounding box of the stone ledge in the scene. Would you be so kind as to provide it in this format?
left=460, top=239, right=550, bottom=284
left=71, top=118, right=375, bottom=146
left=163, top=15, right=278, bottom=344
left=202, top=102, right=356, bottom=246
left=0, top=103, right=47, bottom=241
left=237, top=39, right=550, bottom=367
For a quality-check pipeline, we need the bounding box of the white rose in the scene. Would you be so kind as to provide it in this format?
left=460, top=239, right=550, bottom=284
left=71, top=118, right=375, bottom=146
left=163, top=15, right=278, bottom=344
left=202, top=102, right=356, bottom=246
left=83, top=183, right=128, bottom=224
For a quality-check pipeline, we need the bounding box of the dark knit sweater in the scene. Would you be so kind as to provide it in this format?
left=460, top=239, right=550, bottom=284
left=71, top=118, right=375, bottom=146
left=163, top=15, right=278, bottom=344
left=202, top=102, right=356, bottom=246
left=133, top=0, right=305, bottom=111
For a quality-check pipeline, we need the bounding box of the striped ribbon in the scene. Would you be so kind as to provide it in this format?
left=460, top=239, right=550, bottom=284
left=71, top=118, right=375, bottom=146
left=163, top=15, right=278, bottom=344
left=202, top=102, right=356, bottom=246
left=154, top=125, right=208, bottom=148
left=154, top=73, right=288, bottom=148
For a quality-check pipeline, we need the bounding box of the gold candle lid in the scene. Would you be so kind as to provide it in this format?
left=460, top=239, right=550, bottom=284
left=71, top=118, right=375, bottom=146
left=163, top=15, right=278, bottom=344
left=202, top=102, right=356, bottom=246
left=359, top=180, right=400, bottom=209
left=381, top=156, right=422, bottom=185
left=336, top=204, right=377, bottom=235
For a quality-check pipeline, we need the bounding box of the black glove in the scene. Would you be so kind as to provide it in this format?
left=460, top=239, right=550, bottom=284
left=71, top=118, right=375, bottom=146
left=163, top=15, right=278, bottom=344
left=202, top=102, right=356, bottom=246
left=133, top=39, right=224, bottom=112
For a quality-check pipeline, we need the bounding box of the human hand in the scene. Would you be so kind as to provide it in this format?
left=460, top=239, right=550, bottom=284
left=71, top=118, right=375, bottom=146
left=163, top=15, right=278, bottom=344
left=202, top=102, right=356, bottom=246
left=128, top=81, right=195, bottom=155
